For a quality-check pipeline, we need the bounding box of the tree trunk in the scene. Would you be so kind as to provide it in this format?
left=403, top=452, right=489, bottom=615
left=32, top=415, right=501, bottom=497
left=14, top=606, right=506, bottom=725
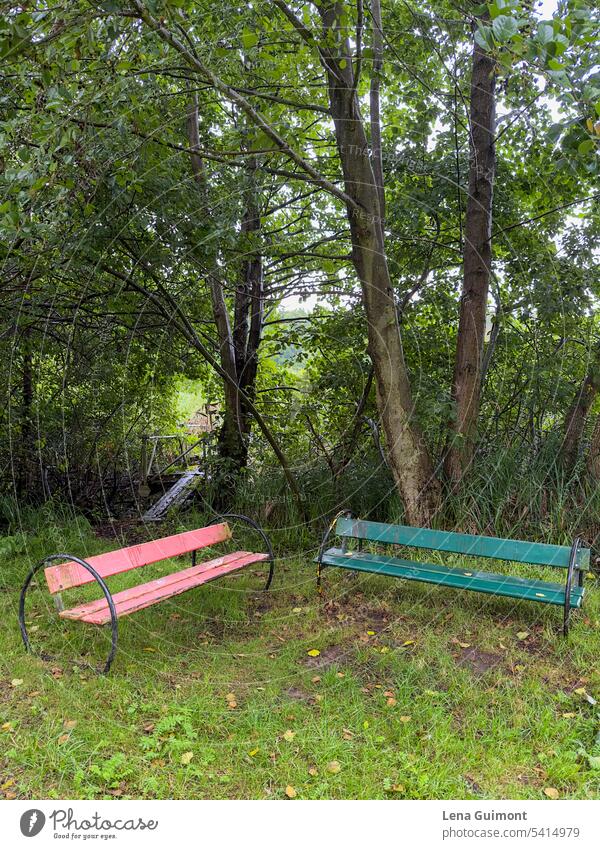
left=444, top=17, right=496, bottom=484
left=563, top=371, right=600, bottom=470
left=17, top=328, right=34, bottom=498
left=318, top=2, right=440, bottom=525
left=586, top=413, right=600, bottom=481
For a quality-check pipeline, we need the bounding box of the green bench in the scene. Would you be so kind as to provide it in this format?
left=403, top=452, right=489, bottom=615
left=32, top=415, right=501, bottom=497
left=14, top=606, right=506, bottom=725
left=316, top=514, right=589, bottom=635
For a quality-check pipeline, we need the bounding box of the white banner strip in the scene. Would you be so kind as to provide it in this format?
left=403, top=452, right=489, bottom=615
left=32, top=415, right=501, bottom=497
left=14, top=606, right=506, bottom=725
left=2, top=799, right=599, bottom=848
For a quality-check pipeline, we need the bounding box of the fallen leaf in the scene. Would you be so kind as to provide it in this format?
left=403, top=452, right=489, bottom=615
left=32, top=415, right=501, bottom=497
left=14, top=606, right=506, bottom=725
left=28, top=691, right=41, bottom=698
left=292, top=607, right=302, bottom=613
left=142, top=647, right=156, bottom=653
left=367, top=630, right=376, bottom=636
left=386, top=697, right=397, bottom=707
left=2, top=722, right=13, bottom=732
left=285, top=785, right=297, bottom=798
left=308, top=766, right=318, bottom=776
left=311, top=676, right=321, bottom=683
left=249, top=748, right=259, bottom=757
left=57, top=734, right=69, bottom=745
left=327, top=760, right=341, bottom=774
left=402, top=640, right=415, bottom=647
left=314, top=694, right=323, bottom=702
left=342, top=728, right=354, bottom=740
left=561, top=712, right=576, bottom=719
left=180, top=751, right=194, bottom=765
left=516, top=631, right=530, bottom=641
left=226, top=692, right=236, bottom=701
left=544, top=787, right=559, bottom=799
left=336, top=672, right=345, bottom=678
left=4, top=791, right=16, bottom=799
left=458, top=642, right=471, bottom=649
left=10, top=679, right=23, bottom=688
left=63, top=720, right=77, bottom=730
left=227, top=700, right=237, bottom=709
left=574, top=687, right=597, bottom=705
left=1, top=779, right=15, bottom=791
left=143, top=723, right=155, bottom=733
left=400, top=715, right=412, bottom=723
left=283, top=729, right=295, bottom=742
left=383, top=691, right=394, bottom=698
left=307, top=649, right=320, bottom=657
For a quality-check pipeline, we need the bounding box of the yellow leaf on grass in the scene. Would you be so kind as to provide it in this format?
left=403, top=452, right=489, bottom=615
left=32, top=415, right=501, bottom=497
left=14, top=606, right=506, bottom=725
left=10, top=679, right=23, bottom=688
left=311, top=676, right=321, bottom=683
left=307, top=649, right=320, bottom=657
left=57, top=734, right=69, bottom=745
left=516, top=631, right=530, bottom=640
left=562, top=712, right=576, bottom=719
left=180, top=751, right=194, bottom=765
left=327, top=760, right=341, bottom=774
left=308, top=766, right=318, bottom=776
left=386, top=697, right=397, bottom=707
left=1, top=779, right=15, bottom=791
left=249, top=748, right=259, bottom=757
left=292, top=607, right=302, bottom=613
left=544, top=787, right=559, bottom=799
left=142, top=647, right=156, bottom=653
left=574, top=687, right=587, bottom=696
left=226, top=692, right=236, bottom=701
left=367, top=630, right=375, bottom=636
left=458, top=642, right=471, bottom=649
left=402, top=640, right=415, bottom=647
left=2, top=722, right=13, bottom=732
left=63, top=720, right=77, bottom=730
left=285, top=785, right=297, bottom=798
left=400, top=715, right=412, bottom=723
left=283, top=729, right=295, bottom=742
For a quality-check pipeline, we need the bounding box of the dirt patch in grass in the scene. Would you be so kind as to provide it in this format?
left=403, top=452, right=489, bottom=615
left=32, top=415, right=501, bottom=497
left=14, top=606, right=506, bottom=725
left=303, top=644, right=351, bottom=669
left=284, top=686, right=312, bottom=701
left=456, top=647, right=504, bottom=676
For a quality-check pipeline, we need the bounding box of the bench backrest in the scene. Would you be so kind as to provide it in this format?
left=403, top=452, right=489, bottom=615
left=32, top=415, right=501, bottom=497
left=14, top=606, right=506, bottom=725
left=336, top=517, right=590, bottom=570
left=44, top=523, right=232, bottom=593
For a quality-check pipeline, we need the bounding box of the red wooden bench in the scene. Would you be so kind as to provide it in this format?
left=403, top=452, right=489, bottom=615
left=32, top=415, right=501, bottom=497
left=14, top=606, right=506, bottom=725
left=19, top=514, right=274, bottom=673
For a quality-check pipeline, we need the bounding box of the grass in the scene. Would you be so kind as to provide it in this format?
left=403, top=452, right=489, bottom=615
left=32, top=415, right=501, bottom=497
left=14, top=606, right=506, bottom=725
left=1, top=512, right=600, bottom=800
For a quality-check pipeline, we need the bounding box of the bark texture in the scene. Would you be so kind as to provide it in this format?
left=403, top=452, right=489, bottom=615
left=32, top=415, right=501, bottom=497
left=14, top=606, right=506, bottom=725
left=318, top=2, right=440, bottom=524
left=562, top=368, right=600, bottom=470
left=586, top=413, right=600, bottom=481
left=444, top=20, right=496, bottom=484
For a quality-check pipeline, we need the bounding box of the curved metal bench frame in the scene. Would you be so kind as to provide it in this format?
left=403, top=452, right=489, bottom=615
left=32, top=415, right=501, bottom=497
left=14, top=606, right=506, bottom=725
left=19, top=553, right=119, bottom=675
left=564, top=536, right=582, bottom=637
left=207, top=513, right=275, bottom=590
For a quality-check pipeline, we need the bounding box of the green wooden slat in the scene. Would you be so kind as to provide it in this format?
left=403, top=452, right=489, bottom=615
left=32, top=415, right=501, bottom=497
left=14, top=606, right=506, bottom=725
left=335, top=518, right=590, bottom=569
left=319, top=549, right=585, bottom=608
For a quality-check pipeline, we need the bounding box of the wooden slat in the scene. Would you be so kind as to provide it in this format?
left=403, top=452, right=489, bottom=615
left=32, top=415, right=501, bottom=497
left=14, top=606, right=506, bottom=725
left=60, top=550, right=268, bottom=625
left=335, top=518, right=589, bottom=569
left=320, top=549, right=585, bottom=607
left=45, top=523, right=232, bottom=593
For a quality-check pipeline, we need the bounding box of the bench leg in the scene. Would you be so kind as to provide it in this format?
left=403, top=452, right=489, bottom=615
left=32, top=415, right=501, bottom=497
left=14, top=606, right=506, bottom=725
left=19, top=553, right=119, bottom=675
left=563, top=537, right=581, bottom=637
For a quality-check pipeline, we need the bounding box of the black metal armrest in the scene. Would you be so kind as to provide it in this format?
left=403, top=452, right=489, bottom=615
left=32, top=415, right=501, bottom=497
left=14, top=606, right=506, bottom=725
left=564, top=537, right=581, bottom=637
left=317, top=509, right=353, bottom=590
left=208, top=513, right=275, bottom=590
left=19, top=553, right=119, bottom=674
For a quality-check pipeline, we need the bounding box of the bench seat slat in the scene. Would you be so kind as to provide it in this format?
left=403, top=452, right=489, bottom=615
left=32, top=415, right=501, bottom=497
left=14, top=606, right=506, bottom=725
left=335, top=518, right=590, bottom=569
left=60, top=550, right=268, bottom=625
left=45, top=523, right=232, bottom=593
left=320, top=548, right=584, bottom=608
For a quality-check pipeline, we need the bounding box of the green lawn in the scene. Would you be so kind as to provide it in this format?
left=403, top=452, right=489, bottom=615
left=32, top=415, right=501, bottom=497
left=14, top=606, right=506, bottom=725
left=1, top=515, right=599, bottom=800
